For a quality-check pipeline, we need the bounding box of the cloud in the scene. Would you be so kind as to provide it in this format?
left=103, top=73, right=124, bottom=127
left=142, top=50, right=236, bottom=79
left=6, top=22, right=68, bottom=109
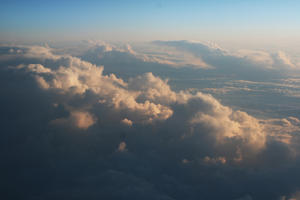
left=78, top=40, right=210, bottom=69
left=128, top=72, right=177, bottom=105
left=188, top=93, right=266, bottom=153
left=52, top=111, right=96, bottom=130
left=153, top=40, right=299, bottom=78
left=8, top=46, right=173, bottom=124
left=121, top=118, right=133, bottom=126
left=56, top=40, right=300, bottom=85
left=272, top=51, right=296, bottom=69
left=117, top=141, right=127, bottom=152
left=280, top=191, right=300, bottom=200
left=203, top=156, right=227, bottom=165
left=1, top=44, right=300, bottom=199
left=262, top=117, right=300, bottom=145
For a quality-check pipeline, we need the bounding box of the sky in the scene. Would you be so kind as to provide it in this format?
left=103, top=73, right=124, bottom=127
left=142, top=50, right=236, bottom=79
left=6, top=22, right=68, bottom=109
left=1, top=0, right=300, bottom=48
left=2, top=1, right=300, bottom=200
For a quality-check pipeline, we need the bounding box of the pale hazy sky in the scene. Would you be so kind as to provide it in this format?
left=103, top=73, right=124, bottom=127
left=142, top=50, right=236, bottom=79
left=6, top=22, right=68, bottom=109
left=1, top=0, right=300, bottom=50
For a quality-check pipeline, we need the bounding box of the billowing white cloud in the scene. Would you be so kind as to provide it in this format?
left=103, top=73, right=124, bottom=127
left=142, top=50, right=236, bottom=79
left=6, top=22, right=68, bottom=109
left=121, top=118, right=133, bottom=126
left=15, top=47, right=173, bottom=124
left=262, top=117, right=300, bottom=145
left=6, top=44, right=300, bottom=159
left=189, top=93, right=266, bottom=152
left=128, top=72, right=177, bottom=105
left=52, top=111, right=96, bottom=130
left=2, top=44, right=300, bottom=200
left=153, top=40, right=299, bottom=71
left=272, top=51, right=296, bottom=69
left=3, top=44, right=300, bottom=156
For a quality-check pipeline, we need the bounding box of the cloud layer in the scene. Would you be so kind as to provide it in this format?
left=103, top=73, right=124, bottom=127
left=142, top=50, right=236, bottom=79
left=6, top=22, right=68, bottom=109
left=1, top=44, right=300, bottom=199
left=153, top=40, right=299, bottom=71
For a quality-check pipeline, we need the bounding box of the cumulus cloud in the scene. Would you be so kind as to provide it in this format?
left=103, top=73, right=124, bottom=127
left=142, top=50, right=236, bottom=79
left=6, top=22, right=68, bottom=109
left=9, top=46, right=173, bottom=124
left=189, top=95, right=265, bottom=152
left=0, top=45, right=293, bottom=149
left=1, top=44, right=300, bottom=200
left=121, top=118, right=133, bottom=126
left=52, top=111, right=96, bottom=130
left=153, top=40, right=299, bottom=75
left=78, top=40, right=210, bottom=69
left=55, top=40, right=300, bottom=85
left=117, top=141, right=127, bottom=152
left=128, top=72, right=177, bottom=105
left=203, top=156, right=227, bottom=165
left=262, top=117, right=300, bottom=145
left=272, top=51, right=296, bottom=69
left=237, top=49, right=297, bottom=70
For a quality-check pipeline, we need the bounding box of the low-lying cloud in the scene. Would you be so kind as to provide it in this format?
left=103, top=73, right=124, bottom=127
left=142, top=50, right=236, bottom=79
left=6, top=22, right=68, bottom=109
left=153, top=40, right=299, bottom=71
left=1, top=44, right=300, bottom=199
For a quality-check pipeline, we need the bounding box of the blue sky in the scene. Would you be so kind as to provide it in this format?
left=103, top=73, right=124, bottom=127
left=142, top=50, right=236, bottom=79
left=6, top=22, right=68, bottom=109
left=1, top=0, right=300, bottom=46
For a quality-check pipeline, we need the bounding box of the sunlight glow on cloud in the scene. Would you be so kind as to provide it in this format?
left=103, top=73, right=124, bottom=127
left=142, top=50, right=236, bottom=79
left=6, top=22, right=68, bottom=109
left=1, top=43, right=300, bottom=199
